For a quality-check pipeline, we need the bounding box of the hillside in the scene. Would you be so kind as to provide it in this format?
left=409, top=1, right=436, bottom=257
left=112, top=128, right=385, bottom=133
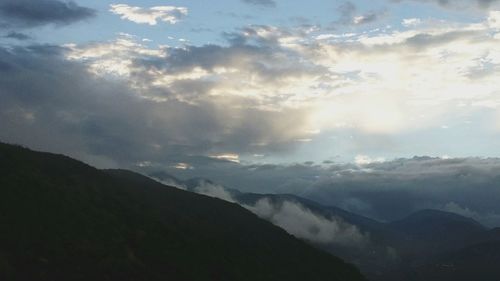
left=0, top=142, right=366, bottom=281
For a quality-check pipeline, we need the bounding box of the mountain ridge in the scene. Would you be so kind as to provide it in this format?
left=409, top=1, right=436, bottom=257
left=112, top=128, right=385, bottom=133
left=0, top=142, right=366, bottom=281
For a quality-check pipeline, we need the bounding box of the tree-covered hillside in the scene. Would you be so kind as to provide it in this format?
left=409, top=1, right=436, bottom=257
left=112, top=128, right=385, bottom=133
left=0, top=142, right=366, bottom=281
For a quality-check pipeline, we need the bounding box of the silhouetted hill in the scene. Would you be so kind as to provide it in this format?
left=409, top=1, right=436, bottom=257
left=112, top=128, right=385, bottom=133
left=389, top=209, right=486, bottom=256
left=382, top=239, right=500, bottom=281
left=391, top=209, right=485, bottom=237
left=0, top=142, right=366, bottom=281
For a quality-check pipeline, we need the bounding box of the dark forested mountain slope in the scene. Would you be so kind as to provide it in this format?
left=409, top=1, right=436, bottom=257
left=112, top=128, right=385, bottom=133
left=0, top=142, right=366, bottom=281
left=380, top=238, right=500, bottom=281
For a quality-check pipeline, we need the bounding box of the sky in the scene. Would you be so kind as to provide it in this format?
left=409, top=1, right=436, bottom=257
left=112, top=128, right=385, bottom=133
left=2, top=0, right=500, bottom=225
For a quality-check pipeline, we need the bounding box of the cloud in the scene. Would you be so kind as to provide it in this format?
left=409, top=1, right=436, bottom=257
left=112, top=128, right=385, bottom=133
left=241, top=0, right=276, bottom=7
left=489, top=10, right=500, bottom=28
left=402, top=18, right=422, bottom=27
left=183, top=178, right=367, bottom=247
left=155, top=155, right=500, bottom=228
left=109, top=4, right=187, bottom=25
left=335, top=2, right=385, bottom=26
left=3, top=31, right=31, bottom=40
left=441, top=202, right=500, bottom=227
left=352, top=12, right=382, bottom=25
left=336, top=2, right=357, bottom=24
left=354, top=155, right=385, bottom=166
left=0, top=0, right=96, bottom=28
left=303, top=157, right=500, bottom=226
left=3, top=8, right=500, bottom=231
left=62, top=13, right=500, bottom=137
left=185, top=178, right=368, bottom=247
left=193, top=182, right=237, bottom=203
left=243, top=198, right=368, bottom=246
left=210, top=154, right=240, bottom=163
left=394, top=0, right=500, bottom=9
left=0, top=39, right=317, bottom=175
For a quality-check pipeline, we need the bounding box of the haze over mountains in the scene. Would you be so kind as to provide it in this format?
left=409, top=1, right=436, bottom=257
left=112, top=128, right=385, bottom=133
left=149, top=170, right=500, bottom=281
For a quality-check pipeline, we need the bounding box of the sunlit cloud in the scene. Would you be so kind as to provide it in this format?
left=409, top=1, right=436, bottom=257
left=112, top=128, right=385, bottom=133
left=109, top=4, right=187, bottom=25
left=172, top=162, right=192, bottom=170
left=62, top=11, right=500, bottom=150
left=210, top=153, right=240, bottom=163
left=402, top=18, right=422, bottom=27
left=355, top=155, right=386, bottom=166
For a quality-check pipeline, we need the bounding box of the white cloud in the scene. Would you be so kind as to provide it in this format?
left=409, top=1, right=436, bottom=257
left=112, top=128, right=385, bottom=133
left=210, top=154, right=240, bottom=163
left=244, top=198, right=369, bottom=246
left=488, top=10, right=500, bottom=29
left=65, top=34, right=165, bottom=78
left=189, top=183, right=368, bottom=246
left=402, top=18, right=422, bottom=27
left=355, top=155, right=385, bottom=166
left=172, top=162, right=192, bottom=170
left=193, top=182, right=237, bottom=203
left=109, top=4, right=187, bottom=25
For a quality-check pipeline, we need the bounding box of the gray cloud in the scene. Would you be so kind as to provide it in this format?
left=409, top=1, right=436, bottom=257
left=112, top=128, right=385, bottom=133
left=3, top=31, right=31, bottom=40
left=0, top=0, right=95, bottom=28
left=404, top=30, right=483, bottom=50
left=352, top=11, right=385, bottom=25
left=0, top=42, right=315, bottom=172
left=335, top=2, right=385, bottom=26
left=305, top=157, right=500, bottom=226
left=337, top=2, right=357, bottom=24
left=241, top=0, right=276, bottom=7
left=155, top=156, right=500, bottom=227
left=394, top=0, right=500, bottom=9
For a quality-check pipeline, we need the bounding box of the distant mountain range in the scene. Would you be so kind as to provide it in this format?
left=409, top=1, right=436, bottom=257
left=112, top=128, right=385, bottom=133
left=0, top=142, right=366, bottom=281
left=149, top=170, right=500, bottom=281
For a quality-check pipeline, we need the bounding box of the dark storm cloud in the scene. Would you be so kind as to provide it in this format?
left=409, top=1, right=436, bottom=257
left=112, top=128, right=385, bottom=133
left=241, top=0, right=276, bottom=8
left=0, top=0, right=96, bottom=28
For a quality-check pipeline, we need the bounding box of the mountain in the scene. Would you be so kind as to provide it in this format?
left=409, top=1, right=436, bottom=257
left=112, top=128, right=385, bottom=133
left=147, top=171, right=500, bottom=281
left=390, top=209, right=486, bottom=241
left=234, top=192, right=406, bottom=275
left=373, top=211, right=497, bottom=281
left=389, top=209, right=486, bottom=259
left=382, top=232, right=500, bottom=281
left=0, top=142, right=366, bottom=281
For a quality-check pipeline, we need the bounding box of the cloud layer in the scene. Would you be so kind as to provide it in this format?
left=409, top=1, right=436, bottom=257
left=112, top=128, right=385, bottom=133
left=158, top=156, right=500, bottom=227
